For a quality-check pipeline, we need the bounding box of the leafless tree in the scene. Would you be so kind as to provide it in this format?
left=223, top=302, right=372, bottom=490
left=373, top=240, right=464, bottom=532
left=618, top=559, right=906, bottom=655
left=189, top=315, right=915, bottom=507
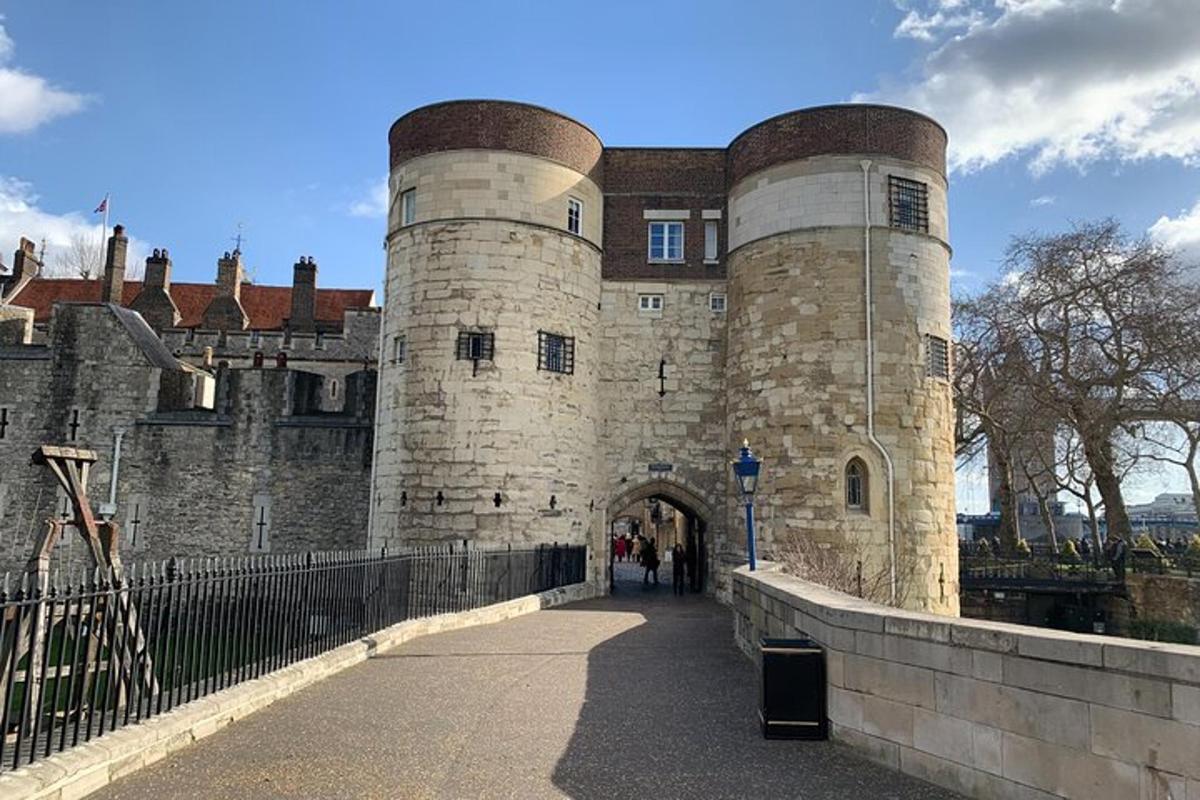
left=52, top=232, right=104, bottom=279
left=1135, top=420, right=1200, bottom=522
left=978, top=220, right=1200, bottom=542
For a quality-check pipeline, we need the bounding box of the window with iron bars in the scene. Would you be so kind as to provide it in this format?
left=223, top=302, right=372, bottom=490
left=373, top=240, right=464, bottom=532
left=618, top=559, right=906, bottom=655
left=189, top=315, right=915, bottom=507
left=926, top=334, right=950, bottom=380
left=888, top=176, right=929, bottom=233
left=456, top=331, right=494, bottom=375
left=538, top=330, right=575, bottom=374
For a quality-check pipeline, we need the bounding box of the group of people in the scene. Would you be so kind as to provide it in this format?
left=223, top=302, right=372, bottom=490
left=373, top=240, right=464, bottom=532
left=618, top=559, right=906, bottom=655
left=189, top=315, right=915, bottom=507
left=613, top=534, right=692, bottom=595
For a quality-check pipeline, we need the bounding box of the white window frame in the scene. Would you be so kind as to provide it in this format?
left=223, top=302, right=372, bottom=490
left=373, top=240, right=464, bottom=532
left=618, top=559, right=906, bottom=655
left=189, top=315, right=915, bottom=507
left=704, top=221, right=718, bottom=261
left=392, top=334, right=406, bottom=364
left=648, top=221, right=684, bottom=262
left=567, top=197, right=583, bottom=236
left=401, top=189, right=416, bottom=226
left=638, top=294, right=664, bottom=313
left=709, top=293, right=727, bottom=313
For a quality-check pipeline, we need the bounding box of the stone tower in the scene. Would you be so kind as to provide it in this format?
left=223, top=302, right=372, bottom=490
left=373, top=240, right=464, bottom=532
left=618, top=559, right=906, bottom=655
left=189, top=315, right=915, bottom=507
left=371, top=102, right=605, bottom=561
left=370, top=100, right=957, bottom=613
left=725, top=107, right=957, bottom=614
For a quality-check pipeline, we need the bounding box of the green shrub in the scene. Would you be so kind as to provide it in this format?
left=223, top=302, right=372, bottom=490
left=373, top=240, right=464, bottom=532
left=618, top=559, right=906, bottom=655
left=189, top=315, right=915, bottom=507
left=1015, top=538, right=1031, bottom=557
left=1127, top=619, right=1199, bottom=646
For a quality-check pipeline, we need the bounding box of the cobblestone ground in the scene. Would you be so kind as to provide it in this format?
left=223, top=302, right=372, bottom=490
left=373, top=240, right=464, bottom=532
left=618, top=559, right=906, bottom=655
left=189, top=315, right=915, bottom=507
left=93, top=586, right=962, bottom=800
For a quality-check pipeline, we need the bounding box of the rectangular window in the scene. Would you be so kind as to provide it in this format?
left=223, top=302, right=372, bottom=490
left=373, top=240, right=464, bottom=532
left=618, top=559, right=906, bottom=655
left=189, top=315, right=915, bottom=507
left=401, top=189, right=417, bottom=226
left=638, top=294, right=663, bottom=312
left=648, top=221, right=684, bottom=262
left=926, top=334, right=950, bottom=379
left=888, top=176, right=929, bottom=233
left=567, top=197, right=583, bottom=236
left=0, top=407, right=8, bottom=439
left=392, top=335, right=406, bottom=364
left=456, top=331, right=494, bottom=362
left=709, top=293, right=727, bottom=313
left=538, top=330, right=575, bottom=374
left=704, top=221, right=718, bottom=261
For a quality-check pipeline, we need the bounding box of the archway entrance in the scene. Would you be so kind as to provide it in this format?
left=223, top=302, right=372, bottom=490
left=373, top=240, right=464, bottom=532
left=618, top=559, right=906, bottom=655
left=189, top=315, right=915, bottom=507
left=605, top=480, right=712, bottom=595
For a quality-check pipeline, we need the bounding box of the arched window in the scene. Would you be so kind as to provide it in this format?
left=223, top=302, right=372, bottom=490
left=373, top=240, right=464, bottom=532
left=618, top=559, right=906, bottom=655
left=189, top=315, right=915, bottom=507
left=846, top=459, right=868, bottom=511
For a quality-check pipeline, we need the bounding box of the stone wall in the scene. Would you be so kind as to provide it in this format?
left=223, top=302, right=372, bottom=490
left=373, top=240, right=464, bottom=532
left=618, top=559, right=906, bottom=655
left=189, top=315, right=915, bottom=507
left=734, top=565, right=1200, bottom=800
left=0, top=304, right=374, bottom=574
left=726, top=155, right=956, bottom=614
left=598, top=279, right=730, bottom=581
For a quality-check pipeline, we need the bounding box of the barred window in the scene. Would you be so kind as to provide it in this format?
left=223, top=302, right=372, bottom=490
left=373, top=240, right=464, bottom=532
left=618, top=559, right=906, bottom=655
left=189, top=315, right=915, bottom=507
left=888, top=176, right=929, bottom=233
left=456, top=331, right=494, bottom=362
left=926, top=334, right=950, bottom=379
left=538, top=330, right=575, bottom=374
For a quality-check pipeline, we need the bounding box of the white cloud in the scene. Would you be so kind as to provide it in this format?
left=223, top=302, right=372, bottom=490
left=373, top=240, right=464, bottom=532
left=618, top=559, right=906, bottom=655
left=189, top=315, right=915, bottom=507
left=347, top=177, right=388, bottom=219
left=861, top=0, right=1200, bottom=173
left=1149, top=198, right=1200, bottom=266
left=0, top=177, right=147, bottom=278
left=1030, top=195, right=1056, bottom=207
left=0, top=21, right=89, bottom=134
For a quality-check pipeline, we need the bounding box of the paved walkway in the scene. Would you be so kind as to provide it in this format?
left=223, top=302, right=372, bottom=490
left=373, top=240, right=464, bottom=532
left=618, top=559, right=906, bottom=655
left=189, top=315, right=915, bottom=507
left=94, top=582, right=961, bottom=799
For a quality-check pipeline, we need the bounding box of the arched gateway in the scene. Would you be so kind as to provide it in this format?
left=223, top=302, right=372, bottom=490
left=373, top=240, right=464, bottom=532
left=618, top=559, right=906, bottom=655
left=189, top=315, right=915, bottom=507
left=604, top=478, right=716, bottom=594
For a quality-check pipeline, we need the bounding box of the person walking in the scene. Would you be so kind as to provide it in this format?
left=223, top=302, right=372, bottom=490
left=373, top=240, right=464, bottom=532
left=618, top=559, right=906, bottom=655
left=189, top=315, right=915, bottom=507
left=632, top=535, right=642, bottom=565
left=1104, top=533, right=1128, bottom=583
left=672, top=543, right=686, bottom=596
left=643, top=537, right=659, bottom=586
left=615, top=535, right=626, bottom=563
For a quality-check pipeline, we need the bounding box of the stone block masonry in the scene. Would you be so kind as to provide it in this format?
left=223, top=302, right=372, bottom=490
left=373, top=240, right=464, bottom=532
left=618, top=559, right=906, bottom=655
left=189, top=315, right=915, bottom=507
left=733, top=564, right=1200, bottom=800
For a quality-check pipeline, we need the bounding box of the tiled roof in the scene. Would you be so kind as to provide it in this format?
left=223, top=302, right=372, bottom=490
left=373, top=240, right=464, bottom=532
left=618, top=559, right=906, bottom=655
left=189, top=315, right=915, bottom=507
left=10, top=279, right=376, bottom=330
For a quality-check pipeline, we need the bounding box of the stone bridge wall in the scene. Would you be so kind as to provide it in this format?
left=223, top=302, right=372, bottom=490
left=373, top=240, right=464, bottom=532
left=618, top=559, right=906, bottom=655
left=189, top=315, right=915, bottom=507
left=733, top=565, right=1200, bottom=800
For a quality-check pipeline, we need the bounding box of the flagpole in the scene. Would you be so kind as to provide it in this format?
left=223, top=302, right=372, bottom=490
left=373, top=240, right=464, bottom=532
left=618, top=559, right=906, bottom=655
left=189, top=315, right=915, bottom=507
left=102, top=193, right=109, bottom=259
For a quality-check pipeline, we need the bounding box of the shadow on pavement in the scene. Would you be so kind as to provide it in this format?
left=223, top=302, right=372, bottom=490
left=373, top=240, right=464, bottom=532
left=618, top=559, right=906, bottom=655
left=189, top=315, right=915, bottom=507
left=548, top=592, right=962, bottom=800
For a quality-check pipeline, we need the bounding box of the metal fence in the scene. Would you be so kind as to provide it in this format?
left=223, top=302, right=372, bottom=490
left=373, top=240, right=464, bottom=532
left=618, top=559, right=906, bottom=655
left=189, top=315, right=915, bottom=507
left=0, top=542, right=587, bottom=772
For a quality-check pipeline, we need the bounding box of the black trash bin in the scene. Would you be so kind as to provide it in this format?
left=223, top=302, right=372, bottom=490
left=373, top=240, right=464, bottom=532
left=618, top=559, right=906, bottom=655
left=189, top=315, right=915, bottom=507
left=760, top=637, right=828, bottom=740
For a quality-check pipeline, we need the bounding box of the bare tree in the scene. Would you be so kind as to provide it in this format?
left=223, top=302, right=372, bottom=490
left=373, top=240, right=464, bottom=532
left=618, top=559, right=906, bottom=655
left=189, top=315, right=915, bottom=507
left=52, top=232, right=103, bottom=279
left=1136, top=420, right=1200, bottom=523
left=984, top=220, right=1200, bottom=542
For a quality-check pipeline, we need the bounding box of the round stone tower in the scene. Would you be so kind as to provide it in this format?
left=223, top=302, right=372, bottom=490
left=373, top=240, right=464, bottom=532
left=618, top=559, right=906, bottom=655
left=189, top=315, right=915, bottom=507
left=724, top=105, right=958, bottom=613
left=371, top=101, right=604, bottom=558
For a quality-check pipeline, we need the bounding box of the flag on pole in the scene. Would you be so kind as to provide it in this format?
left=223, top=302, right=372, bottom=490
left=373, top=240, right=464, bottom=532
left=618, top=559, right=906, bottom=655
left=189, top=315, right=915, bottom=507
left=93, top=196, right=108, bottom=214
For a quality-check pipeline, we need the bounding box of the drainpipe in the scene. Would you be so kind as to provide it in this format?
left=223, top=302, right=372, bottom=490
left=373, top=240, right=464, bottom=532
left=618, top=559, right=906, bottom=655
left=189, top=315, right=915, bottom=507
left=860, top=160, right=898, bottom=605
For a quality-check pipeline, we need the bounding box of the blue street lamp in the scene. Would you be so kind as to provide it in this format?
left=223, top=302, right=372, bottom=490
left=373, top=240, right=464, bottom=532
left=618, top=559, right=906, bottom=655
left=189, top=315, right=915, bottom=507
left=731, top=439, right=762, bottom=571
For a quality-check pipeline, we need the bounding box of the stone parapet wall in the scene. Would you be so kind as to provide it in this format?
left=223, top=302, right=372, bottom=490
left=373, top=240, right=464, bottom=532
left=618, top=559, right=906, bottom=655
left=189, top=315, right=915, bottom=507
left=733, top=565, right=1200, bottom=800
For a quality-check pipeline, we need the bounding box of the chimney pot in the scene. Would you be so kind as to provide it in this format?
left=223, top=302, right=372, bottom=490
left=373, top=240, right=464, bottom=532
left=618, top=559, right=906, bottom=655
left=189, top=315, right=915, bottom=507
left=101, top=224, right=129, bottom=304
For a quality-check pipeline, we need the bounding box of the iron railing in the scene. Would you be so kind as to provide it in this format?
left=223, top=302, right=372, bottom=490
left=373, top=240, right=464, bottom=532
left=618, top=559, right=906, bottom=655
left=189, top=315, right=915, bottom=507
left=0, top=542, right=586, bottom=772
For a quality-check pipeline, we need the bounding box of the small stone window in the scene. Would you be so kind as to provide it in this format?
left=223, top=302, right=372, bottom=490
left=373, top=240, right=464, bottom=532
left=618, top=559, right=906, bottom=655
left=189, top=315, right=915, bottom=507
left=709, top=293, right=727, bottom=313
left=401, top=189, right=417, bottom=226
left=392, top=335, right=406, bottom=364
left=538, top=330, right=575, bottom=374
left=638, top=294, right=663, bottom=312
left=846, top=458, right=868, bottom=512
left=249, top=330, right=261, bottom=347
left=0, top=407, right=8, bottom=439
left=648, top=221, right=684, bottom=262
left=456, top=331, right=494, bottom=362
left=888, top=176, right=929, bottom=233
left=567, top=197, right=583, bottom=236
left=926, top=334, right=950, bottom=380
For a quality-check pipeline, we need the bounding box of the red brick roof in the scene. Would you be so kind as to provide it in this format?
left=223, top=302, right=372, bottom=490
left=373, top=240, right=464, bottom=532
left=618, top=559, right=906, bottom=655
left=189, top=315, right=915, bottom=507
left=10, top=279, right=376, bottom=330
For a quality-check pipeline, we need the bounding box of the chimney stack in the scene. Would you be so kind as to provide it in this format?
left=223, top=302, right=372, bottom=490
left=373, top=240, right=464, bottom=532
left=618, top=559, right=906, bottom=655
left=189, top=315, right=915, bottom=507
left=2, top=238, right=41, bottom=303
left=129, top=248, right=182, bottom=330
left=201, top=250, right=249, bottom=330
left=101, top=224, right=128, bottom=304
left=289, top=255, right=317, bottom=332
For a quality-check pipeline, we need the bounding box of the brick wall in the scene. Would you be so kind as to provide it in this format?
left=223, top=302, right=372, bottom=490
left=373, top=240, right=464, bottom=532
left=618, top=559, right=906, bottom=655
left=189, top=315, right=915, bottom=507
left=734, top=565, right=1200, bottom=800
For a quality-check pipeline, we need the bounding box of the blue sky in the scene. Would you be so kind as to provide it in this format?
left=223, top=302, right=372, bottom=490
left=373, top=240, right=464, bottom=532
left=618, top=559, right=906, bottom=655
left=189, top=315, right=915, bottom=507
left=2, top=0, right=1199, bottom=510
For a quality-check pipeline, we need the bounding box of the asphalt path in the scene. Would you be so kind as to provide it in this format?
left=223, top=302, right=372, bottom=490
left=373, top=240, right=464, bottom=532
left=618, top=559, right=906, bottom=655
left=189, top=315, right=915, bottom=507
left=92, top=575, right=962, bottom=799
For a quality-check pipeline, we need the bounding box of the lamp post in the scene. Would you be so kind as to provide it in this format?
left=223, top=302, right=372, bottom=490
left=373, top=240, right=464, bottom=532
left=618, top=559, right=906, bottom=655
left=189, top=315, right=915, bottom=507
left=731, top=439, right=762, bottom=571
